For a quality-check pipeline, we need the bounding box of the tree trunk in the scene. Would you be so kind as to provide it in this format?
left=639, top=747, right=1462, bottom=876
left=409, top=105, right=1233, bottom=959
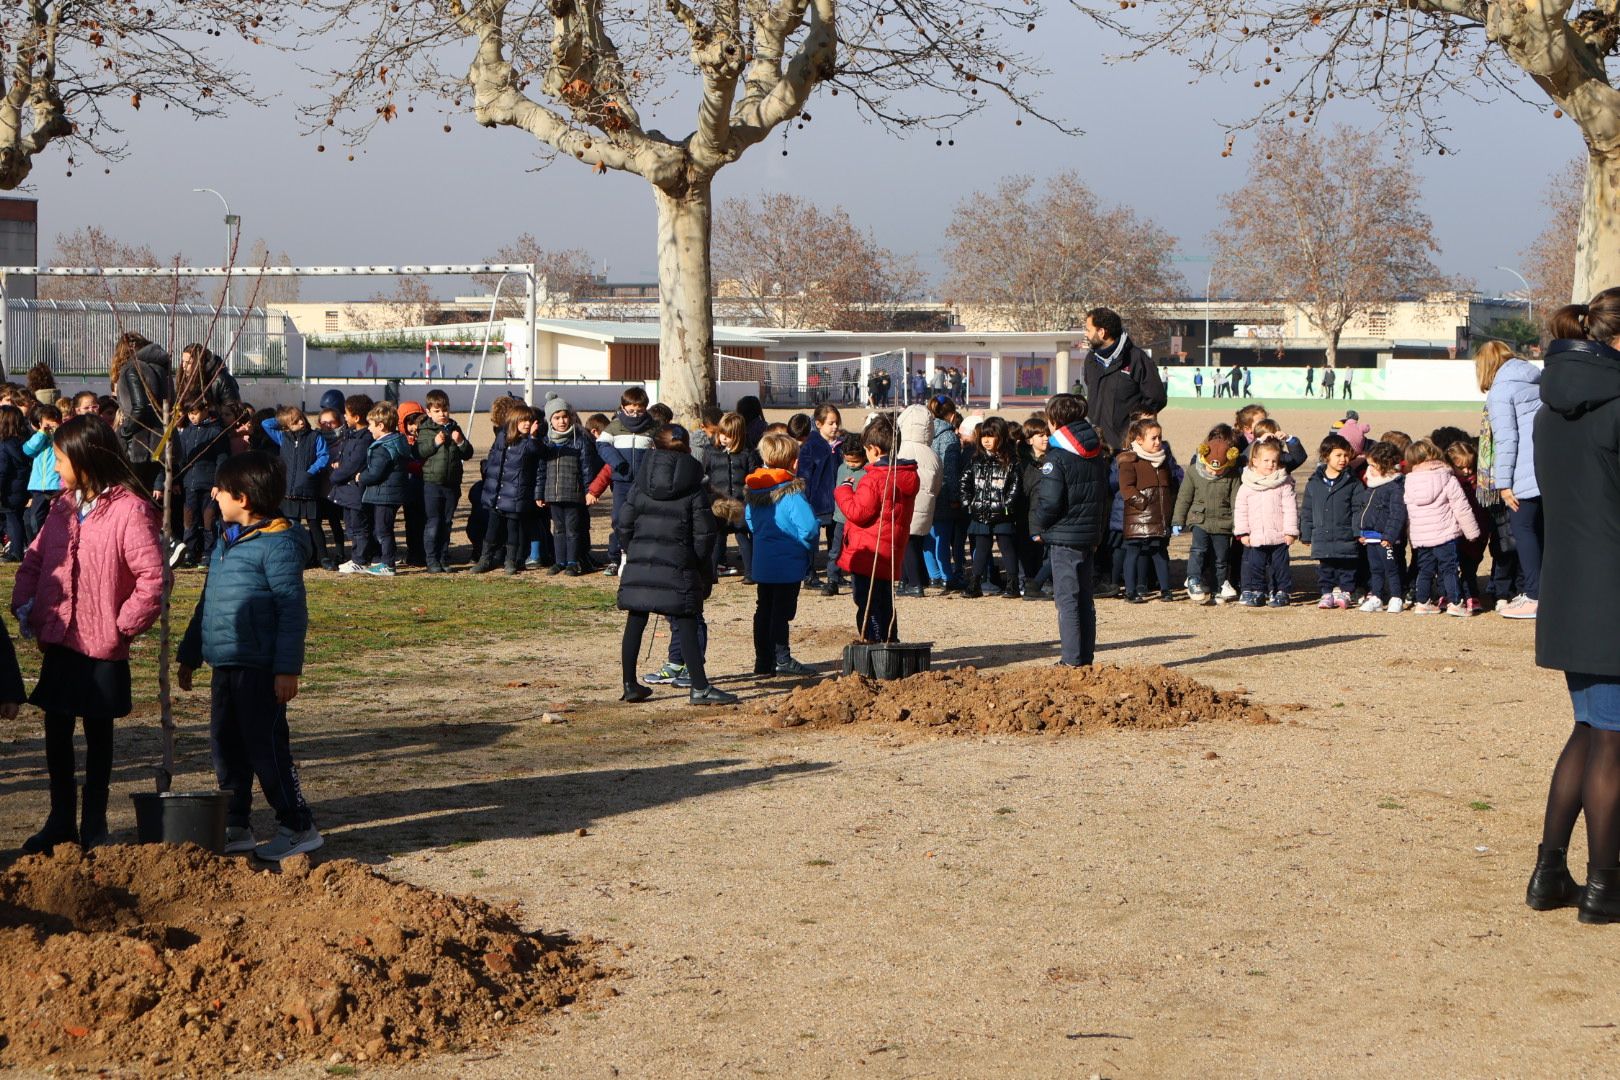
left=1324, top=327, right=1340, bottom=373
left=156, top=405, right=175, bottom=793
left=1574, top=147, right=1620, bottom=306
left=654, top=181, right=716, bottom=422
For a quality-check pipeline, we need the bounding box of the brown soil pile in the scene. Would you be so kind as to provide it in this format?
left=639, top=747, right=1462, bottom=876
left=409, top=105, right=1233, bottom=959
left=0, top=843, right=605, bottom=1073
left=771, top=663, right=1275, bottom=734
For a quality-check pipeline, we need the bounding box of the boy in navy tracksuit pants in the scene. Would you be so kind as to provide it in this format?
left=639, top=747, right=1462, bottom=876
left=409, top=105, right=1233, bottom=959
left=176, top=402, right=231, bottom=566
left=177, top=450, right=321, bottom=862
left=329, top=395, right=375, bottom=571
left=594, top=387, right=655, bottom=574
left=261, top=406, right=331, bottom=570
left=358, top=401, right=410, bottom=574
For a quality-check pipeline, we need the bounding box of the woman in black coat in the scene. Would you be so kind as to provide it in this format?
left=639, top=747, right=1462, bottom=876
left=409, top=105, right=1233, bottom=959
left=1529, top=287, right=1620, bottom=923
left=618, top=425, right=735, bottom=706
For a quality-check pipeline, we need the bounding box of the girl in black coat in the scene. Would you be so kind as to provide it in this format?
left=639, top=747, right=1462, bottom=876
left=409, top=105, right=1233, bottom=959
left=476, top=407, right=542, bottom=574
left=619, top=425, right=736, bottom=707
left=704, top=411, right=761, bottom=579
left=0, top=405, right=30, bottom=561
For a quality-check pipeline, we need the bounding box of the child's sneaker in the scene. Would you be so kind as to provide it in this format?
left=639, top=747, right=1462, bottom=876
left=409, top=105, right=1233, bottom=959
left=1411, top=601, right=1441, bottom=615
left=1317, top=594, right=1336, bottom=609
left=1358, top=595, right=1384, bottom=613
left=254, top=826, right=324, bottom=862
left=365, top=563, right=396, bottom=576
left=1269, top=590, right=1290, bottom=607
left=1331, top=588, right=1350, bottom=609
left=1217, top=582, right=1239, bottom=604
left=1240, top=591, right=1264, bottom=607
left=337, top=560, right=364, bottom=574
left=1186, top=584, right=1206, bottom=604
left=223, top=826, right=257, bottom=854
left=1446, top=600, right=1472, bottom=617
left=645, top=662, right=687, bottom=685
left=1387, top=597, right=1405, bottom=613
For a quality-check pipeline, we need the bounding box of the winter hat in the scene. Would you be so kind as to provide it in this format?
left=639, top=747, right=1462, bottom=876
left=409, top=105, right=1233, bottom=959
left=1200, top=434, right=1238, bottom=470
left=545, top=396, right=573, bottom=423
left=319, top=389, right=345, bottom=413
left=1344, top=409, right=1360, bottom=421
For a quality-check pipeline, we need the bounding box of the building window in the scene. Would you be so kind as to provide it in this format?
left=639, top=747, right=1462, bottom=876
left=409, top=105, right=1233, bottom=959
left=324, top=310, right=339, bottom=332
left=1367, top=311, right=1389, bottom=336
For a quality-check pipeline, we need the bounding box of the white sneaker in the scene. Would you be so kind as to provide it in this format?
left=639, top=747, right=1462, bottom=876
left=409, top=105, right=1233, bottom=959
left=1446, top=600, right=1472, bottom=618
left=1411, top=602, right=1441, bottom=615
left=337, top=560, right=363, bottom=574
left=167, top=540, right=188, bottom=569
left=1358, top=596, right=1384, bottom=612
left=255, top=826, right=324, bottom=861
left=1218, top=582, right=1239, bottom=602
left=1386, top=597, right=1405, bottom=613
left=223, top=826, right=256, bottom=854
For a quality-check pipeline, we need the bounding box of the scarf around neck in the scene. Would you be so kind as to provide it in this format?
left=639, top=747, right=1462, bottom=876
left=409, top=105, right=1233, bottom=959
left=1130, top=441, right=1167, bottom=467
left=1365, top=469, right=1398, bottom=490
left=547, top=424, right=575, bottom=445
left=1092, top=333, right=1130, bottom=366
left=1241, top=466, right=1289, bottom=491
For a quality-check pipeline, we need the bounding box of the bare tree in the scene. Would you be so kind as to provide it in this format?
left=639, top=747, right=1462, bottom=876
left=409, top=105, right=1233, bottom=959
left=713, top=192, right=921, bottom=330
left=1524, top=157, right=1581, bottom=324
left=246, top=239, right=302, bottom=306
left=344, top=275, right=439, bottom=329
left=943, top=172, right=1183, bottom=334
left=0, top=0, right=274, bottom=188
left=1075, top=0, right=1620, bottom=304
left=1212, top=127, right=1445, bottom=370
left=303, top=0, right=1062, bottom=419
left=39, top=226, right=203, bottom=304
left=473, top=233, right=596, bottom=315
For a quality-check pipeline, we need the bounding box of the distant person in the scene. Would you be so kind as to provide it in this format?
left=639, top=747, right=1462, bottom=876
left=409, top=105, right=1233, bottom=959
left=1193, top=370, right=1204, bottom=398
left=1304, top=365, right=1316, bottom=396
left=1034, top=393, right=1108, bottom=666
left=1321, top=365, right=1337, bottom=397
left=1243, top=367, right=1254, bottom=397
left=1080, top=307, right=1167, bottom=450
left=1342, top=369, right=1354, bottom=399
left=1228, top=365, right=1242, bottom=399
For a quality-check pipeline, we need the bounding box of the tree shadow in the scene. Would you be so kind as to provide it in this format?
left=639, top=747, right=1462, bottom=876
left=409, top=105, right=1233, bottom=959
left=1162, top=633, right=1380, bottom=668
left=308, top=757, right=834, bottom=864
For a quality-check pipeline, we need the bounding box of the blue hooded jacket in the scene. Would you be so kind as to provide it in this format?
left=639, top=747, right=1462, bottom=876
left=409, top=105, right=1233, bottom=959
left=177, top=518, right=310, bottom=675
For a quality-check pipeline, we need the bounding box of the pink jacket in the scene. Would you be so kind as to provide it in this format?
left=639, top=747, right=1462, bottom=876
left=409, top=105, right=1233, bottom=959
left=1403, top=461, right=1482, bottom=549
left=12, top=485, right=167, bottom=661
left=1233, top=469, right=1298, bottom=547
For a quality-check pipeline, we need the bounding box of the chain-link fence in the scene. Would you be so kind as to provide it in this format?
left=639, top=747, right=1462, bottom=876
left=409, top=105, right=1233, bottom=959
left=2, top=300, right=285, bottom=378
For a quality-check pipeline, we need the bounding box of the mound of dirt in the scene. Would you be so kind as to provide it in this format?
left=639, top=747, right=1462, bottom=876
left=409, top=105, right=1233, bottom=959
left=0, top=843, right=605, bottom=1073
left=770, top=663, right=1274, bottom=734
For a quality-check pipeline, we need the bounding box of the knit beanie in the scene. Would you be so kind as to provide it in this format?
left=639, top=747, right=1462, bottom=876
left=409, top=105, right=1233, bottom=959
left=545, top=397, right=572, bottom=423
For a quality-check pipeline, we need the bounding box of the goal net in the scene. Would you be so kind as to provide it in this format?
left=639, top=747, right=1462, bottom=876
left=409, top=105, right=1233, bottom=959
left=715, top=349, right=915, bottom=409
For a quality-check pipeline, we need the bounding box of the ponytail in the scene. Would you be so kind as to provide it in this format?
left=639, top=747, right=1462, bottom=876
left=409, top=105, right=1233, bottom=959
left=1551, top=286, right=1620, bottom=342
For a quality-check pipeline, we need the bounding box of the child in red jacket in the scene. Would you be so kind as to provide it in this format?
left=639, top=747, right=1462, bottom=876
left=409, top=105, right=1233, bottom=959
left=834, top=414, right=920, bottom=643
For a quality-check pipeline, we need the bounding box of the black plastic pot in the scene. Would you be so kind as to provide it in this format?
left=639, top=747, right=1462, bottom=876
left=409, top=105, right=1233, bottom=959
left=842, top=642, right=932, bottom=681
left=130, top=791, right=229, bottom=852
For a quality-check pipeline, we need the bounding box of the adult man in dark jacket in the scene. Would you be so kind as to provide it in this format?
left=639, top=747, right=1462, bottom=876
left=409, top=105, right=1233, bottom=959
left=1035, top=393, right=1108, bottom=667
left=1080, top=307, right=1167, bottom=449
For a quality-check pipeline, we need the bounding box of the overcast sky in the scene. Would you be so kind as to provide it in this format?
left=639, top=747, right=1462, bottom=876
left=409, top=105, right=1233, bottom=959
left=12, top=7, right=1577, bottom=301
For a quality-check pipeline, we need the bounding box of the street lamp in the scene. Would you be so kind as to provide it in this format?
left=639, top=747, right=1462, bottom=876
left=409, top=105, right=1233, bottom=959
left=193, top=188, right=241, bottom=370
left=1494, top=264, right=1532, bottom=324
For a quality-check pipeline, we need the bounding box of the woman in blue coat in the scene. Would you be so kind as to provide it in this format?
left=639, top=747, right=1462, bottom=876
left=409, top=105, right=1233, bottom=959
left=745, top=432, right=820, bottom=677
left=1479, top=341, right=1543, bottom=618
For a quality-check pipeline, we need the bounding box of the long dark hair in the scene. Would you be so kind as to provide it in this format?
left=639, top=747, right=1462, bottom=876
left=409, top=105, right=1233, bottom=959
left=52, top=414, right=154, bottom=505
left=109, top=331, right=151, bottom=389
left=977, top=416, right=1014, bottom=465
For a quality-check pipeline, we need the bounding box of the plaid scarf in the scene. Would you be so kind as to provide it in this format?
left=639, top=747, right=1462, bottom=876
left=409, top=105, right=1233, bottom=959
left=1475, top=405, right=1501, bottom=508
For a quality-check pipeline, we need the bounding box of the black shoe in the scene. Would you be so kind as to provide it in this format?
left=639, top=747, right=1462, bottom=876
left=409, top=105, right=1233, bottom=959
left=504, top=564, right=521, bottom=576
left=22, top=820, right=78, bottom=854
left=821, top=580, right=839, bottom=597
left=753, top=660, right=776, bottom=675
left=1022, top=590, right=1047, bottom=602
left=473, top=559, right=499, bottom=574
left=689, top=685, right=740, bottom=706
left=1580, top=865, right=1620, bottom=924
left=80, top=785, right=109, bottom=849
left=896, top=584, right=924, bottom=598
left=566, top=564, right=585, bottom=577
left=1160, top=592, right=1177, bottom=602
left=1126, top=593, right=1149, bottom=604
left=1527, top=845, right=1583, bottom=911
left=548, top=563, right=566, bottom=576
left=963, top=580, right=983, bottom=599
left=774, top=658, right=817, bottom=677
left=620, top=681, right=653, bottom=703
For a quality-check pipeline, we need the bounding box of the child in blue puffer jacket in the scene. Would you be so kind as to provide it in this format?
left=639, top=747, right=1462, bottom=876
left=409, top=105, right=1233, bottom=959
left=745, top=432, right=820, bottom=677
left=176, top=450, right=320, bottom=862
left=357, top=401, right=410, bottom=576
left=477, top=405, right=542, bottom=575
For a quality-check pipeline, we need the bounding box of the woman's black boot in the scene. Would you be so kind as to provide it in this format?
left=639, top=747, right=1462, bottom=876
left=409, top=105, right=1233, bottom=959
left=22, top=777, right=79, bottom=854
left=621, top=681, right=653, bottom=703
left=1526, top=845, right=1582, bottom=910
left=1579, top=865, right=1620, bottom=924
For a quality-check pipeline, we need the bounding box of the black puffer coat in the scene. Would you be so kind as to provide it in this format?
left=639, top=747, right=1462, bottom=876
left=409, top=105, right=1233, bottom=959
left=117, top=342, right=174, bottom=463
left=960, top=452, right=1021, bottom=525
left=704, top=444, right=760, bottom=502
left=479, top=431, right=541, bottom=516
left=1034, top=419, right=1108, bottom=549
left=617, top=449, right=717, bottom=618
left=1537, top=338, right=1620, bottom=677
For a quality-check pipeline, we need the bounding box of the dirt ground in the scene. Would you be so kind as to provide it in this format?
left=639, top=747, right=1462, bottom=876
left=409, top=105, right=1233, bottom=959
left=4, top=400, right=1608, bottom=1078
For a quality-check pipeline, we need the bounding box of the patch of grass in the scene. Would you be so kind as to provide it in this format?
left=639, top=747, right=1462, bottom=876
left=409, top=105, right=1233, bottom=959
left=469, top=868, right=487, bottom=879
left=1246, top=969, right=1268, bottom=977
left=805, top=858, right=834, bottom=867
left=1378, top=799, right=1404, bottom=810
left=994, top=806, right=1016, bottom=815
left=326, top=1067, right=359, bottom=1077
left=1469, top=800, right=1493, bottom=812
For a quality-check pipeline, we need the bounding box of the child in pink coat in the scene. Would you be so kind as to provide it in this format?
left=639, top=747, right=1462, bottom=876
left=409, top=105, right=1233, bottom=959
left=12, top=415, right=166, bottom=852
left=1233, top=438, right=1299, bottom=607
left=1402, top=437, right=1483, bottom=615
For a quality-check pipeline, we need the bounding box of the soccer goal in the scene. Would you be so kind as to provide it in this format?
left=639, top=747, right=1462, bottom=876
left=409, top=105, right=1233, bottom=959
left=715, top=348, right=915, bottom=410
